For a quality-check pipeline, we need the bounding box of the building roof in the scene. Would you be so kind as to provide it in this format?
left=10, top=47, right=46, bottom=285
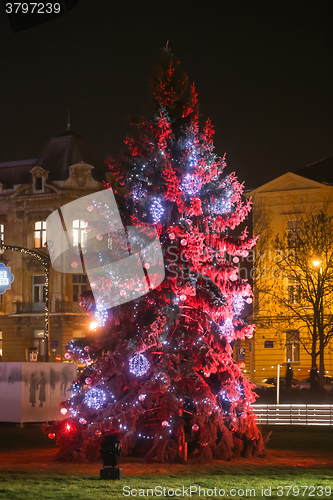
left=0, top=159, right=36, bottom=187
left=294, top=155, right=333, bottom=185
left=36, top=129, right=105, bottom=181
left=0, top=129, right=105, bottom=188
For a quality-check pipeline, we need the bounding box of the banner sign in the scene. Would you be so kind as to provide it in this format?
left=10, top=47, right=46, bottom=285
left=0, top=263, right=14, bottom=294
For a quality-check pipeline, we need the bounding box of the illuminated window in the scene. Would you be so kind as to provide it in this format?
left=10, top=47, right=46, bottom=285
left=73, top=220, right=88, bottom=252
left=34, top=221, right=46, bottom=248
left=286, top=330, right=300, bottom=363
left=33, top=275, right=46, bottom=303
left=287, top=219, right=300, bottom=248
left=0, top=224, right=4, bottom=243
left=34, top=330, right=45, bottom=357
left=73, top=274, right=88, bottom=302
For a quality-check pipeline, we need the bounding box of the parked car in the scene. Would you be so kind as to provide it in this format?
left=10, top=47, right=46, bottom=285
left=255, top=377, right=299, bottom=390
left=296, top=376, right=333, bottom=391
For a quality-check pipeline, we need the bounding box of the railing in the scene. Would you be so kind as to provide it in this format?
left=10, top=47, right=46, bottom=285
left=252, top=404, right=333, bottom=425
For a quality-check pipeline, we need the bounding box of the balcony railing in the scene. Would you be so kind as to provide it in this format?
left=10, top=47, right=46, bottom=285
left=11, top=301, right=83, bottom=314
left=252, top=404, right=333, bottom=426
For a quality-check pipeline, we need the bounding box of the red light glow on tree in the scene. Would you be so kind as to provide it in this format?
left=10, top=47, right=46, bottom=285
left=43, top=47, right=264, bottom=463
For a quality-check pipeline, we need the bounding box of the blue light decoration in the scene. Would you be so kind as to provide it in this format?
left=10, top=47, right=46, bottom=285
left=0, top=263, right=14, bottom=294
left=232, top=294, right=245, bottom=316
left=84, top=388, right=107, bottom=410
left=181, top=174, right=201, bottom=196
left=150, top=198, right=164, bottom=223
left=129, top=353, right=150, bottom=377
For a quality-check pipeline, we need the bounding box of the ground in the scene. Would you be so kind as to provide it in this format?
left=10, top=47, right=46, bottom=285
left=0, top=425, right=333, bottom=499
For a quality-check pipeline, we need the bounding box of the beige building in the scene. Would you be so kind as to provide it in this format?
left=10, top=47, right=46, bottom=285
left=0, top=128, right=111, bottom=362
left=243, top=157, right=333, bottom=383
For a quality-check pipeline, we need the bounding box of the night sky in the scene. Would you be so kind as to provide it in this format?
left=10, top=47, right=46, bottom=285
left=0, top=2, right=332, bottom=188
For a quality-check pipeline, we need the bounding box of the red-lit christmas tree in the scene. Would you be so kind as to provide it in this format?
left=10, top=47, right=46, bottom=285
left=45, top=48, right=265, bottom=462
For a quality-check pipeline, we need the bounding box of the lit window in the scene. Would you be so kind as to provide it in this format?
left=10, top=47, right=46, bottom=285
left=286, top=330, right=300, bottom=363
left=33, top=275, right=46, bottom=303
left=73, top=220, right=88, bottom=252
left=34, top=330, right=45, bottom=357
left=0, top=224, right=4, bottom=243
left=73, top=274, right=88, bottom=302
left=287, top=219, right=300, bottom=248
left=34, top=221, right=46, bottom=248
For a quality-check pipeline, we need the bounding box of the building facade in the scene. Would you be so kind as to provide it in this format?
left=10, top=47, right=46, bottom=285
left=0, top=128, right=111, bottom=362
left=243, top=162, right=333, bottom=383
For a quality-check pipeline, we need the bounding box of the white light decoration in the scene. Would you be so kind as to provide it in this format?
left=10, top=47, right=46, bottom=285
left=232, top=294, right=245, bottom=316
left=95, top=301, right=108, bottom=327
left=210, top=197, right=231, bottom=214
left=220, top=318, right=234, bottom=338
left=150, top=198, right=164, bottom=223
left=84, top=388, right=107, bottom=410
left=181, top=174, right=201, bottom=196
left=129, top=353, right=150, bottom=377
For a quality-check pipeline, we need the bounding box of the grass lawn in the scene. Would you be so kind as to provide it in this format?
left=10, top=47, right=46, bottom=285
left=0, top=425, right=333, bottom=499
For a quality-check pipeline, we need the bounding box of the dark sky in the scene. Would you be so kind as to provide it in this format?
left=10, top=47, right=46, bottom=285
left=0, top=1, right=332, bottom=188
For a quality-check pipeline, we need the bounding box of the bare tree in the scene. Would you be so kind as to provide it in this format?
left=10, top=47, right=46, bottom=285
left=254, top=209, right=333, bottom=387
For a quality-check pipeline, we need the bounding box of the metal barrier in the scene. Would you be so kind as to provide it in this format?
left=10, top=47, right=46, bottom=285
left=252, top=404, right=333, bottom=425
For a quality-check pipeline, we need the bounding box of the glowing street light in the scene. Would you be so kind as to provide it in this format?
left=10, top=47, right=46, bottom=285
left=90, top=321, right=99, bottom=331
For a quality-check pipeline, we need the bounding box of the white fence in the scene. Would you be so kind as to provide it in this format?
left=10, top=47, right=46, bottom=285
left=252, top=404, right=333, bottom=426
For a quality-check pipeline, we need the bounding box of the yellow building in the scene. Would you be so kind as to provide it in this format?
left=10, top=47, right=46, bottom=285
left=0, top=127, right=112, bottom=362
left=244, top=159, right=333, bottom=383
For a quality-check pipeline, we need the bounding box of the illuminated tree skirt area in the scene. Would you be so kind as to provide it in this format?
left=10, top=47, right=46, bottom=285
left=0, top=427, right=333, bottom=499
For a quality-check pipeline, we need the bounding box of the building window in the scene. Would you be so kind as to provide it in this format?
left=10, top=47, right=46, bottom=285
left=287, top=276, right=301, bottom=304
left=34, top=221, right=46, bottom=248
left=73, top=274, right=88, bottom=302
left=286, top=329, right=300, bottom=363
left=0, top=330, right=2, bottom=357
left=34, top=330, right=45, bottom=357
left=0, top=224, right=4, bottom=243
left=287, top=219, right=300, bottom=248
left=33, top=275, right=46, bottom=303
left=73, top=220, right=88, bottom=252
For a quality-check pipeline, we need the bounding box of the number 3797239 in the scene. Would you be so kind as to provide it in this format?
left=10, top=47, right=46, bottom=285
left=6, top=3, right=61, bottom=14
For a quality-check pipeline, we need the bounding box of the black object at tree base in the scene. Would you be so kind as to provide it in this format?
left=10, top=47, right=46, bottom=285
left=100, top=467, right=122, bottom=480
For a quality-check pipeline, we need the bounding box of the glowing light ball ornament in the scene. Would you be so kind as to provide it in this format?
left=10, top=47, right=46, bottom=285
left=71, top=261, right=78, bottom=269
left=161, top=420, right=169, bottom=427
left=64, top=352, right=71, bottom=359
left=192, top=424, right=199, bottom=431
left=182, top=173, right=201, bottom=195
left=95, top=430, right=102, bottom=437
left=48, top=433, right=56, bottom=439
left=60, top=408, right=67, bottom=415
left=180, top=239, right=187, bottom=246
left=85, top=377, right=92, bottom=385
left=79, top=418, right=87, bottom=425
left=150, top=198, right=164, bottom=223
left=84, top=388, right=107, bottom=410
left=138, top=394, right=146, bottom=401
left=87, top=205, right=94, bottom=212
left=129, top=353, right=150, bottom=377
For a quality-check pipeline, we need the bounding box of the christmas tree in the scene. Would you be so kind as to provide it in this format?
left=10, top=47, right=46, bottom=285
left=44, top=48, right=265, bottom=463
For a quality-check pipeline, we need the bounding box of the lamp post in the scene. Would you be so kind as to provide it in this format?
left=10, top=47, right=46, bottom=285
left=0, top=242, right=50, bottom=362
left=312, top=257, right=324, bottom=387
